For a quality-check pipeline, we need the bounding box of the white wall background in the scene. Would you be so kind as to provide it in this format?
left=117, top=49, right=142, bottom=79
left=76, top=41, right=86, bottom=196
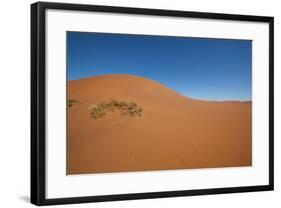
left=0, top=0, right=279, bottom=207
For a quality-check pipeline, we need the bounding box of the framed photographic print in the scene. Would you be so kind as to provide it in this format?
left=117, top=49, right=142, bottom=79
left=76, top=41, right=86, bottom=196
left=31, top=2, right=274, bottom=206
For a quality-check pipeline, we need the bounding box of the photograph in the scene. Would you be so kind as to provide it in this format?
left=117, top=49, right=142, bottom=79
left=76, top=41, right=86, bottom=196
left=30, top=2, right=274, bottom=205
left=66, top=31, right=252, bottom=175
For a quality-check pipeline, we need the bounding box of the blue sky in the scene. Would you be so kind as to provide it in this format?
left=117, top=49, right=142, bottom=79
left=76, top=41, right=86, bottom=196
left=67, top=32, right=252, bottom=101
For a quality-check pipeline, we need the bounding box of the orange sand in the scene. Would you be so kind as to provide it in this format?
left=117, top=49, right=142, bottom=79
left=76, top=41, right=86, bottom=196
left=67, top=74, right=252, bottom=174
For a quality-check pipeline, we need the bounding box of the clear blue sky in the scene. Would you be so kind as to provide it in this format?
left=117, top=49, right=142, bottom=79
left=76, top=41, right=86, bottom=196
left=67, top=32, right=252, bottom=101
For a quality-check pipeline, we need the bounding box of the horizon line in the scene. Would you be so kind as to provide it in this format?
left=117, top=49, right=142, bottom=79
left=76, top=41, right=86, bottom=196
left=68, top=73, right=252, bottom=103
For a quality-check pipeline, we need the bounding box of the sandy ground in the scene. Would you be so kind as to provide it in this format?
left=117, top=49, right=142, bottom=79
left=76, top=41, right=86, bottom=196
left=67, top=74, right=252, bottom=174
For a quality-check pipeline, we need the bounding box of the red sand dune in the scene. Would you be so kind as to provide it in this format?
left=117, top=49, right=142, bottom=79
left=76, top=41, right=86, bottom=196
left=67, top=74, right=252, bottom=174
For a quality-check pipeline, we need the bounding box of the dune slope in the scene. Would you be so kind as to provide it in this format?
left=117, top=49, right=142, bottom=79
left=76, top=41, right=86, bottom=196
left=67, top=74, right=252, bottom=174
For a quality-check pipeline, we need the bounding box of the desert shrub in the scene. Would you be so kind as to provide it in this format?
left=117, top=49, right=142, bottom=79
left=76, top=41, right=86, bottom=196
left=68, top=99, right=81, bottom=107
left=89, top=99, right=143, bottom=119
left=89, top=105, right=106, bottom=119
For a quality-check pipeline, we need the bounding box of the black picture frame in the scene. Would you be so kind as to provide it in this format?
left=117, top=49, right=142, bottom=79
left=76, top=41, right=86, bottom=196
left=31, top=1, right=274, bottom=206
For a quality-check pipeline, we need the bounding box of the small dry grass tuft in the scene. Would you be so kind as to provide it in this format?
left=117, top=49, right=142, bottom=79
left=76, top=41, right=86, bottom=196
left=68, top=99, right=81, bottom=107
left=89, top=99, right=143, bottom=119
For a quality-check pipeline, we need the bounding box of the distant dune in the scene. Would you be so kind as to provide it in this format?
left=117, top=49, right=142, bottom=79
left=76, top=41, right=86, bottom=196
left=67, top=74, right=252, bottom=174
